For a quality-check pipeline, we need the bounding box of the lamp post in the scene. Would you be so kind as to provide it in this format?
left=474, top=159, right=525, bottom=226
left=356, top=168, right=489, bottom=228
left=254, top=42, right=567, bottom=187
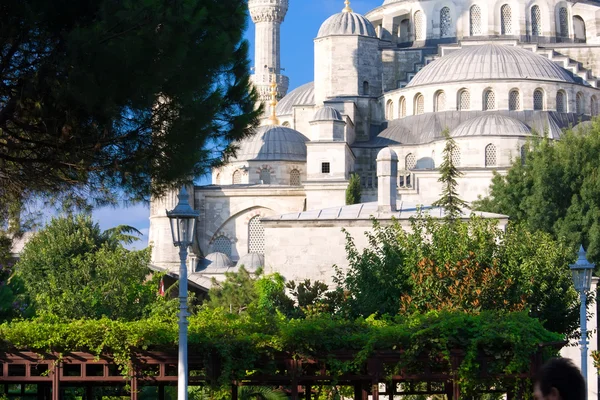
left=167, top=187, right=200, bottom=400
left=570, top=244, right=595, bottom=398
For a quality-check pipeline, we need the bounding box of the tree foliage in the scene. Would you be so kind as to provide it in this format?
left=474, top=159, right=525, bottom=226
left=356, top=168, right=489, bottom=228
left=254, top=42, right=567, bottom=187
left=345, top=173, right=361, bottom=205
left=0, top=0, right=260, bottom=211
left=432, top=132, right=468, bottom=219
left=335, top=215, right=580, bottom=336
left=474, top=122, right=600, bottom=262
left=15, top=215, right=159, bottom=320
left=0, top=233, right=30, bottom=322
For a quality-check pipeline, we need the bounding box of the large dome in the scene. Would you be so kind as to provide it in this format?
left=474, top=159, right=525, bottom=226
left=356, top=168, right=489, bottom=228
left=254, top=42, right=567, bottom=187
left=276, top=82, right=314, bottom=116
left=317, top=11, right=377, bottom=38
left=451, top=114, right=532, bottom=137
left=407, top=44, right=576, bottom=87
left=233, top=125, right=308, bottom=162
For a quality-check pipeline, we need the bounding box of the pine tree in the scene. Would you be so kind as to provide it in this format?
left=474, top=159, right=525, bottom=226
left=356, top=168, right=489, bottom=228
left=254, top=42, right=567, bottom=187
left=345, top=173, right=362, bottom=205
left=432, top=131, right=468, bottom=219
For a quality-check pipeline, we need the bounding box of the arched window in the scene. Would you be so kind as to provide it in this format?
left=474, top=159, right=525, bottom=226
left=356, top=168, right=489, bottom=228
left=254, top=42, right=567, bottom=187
left=215, top=173, right=221, bottom=185
left=573, top=16, right=586, bottom=42
left=399, top=96, right=406, bottom=118
left=414, top=11, right=425, bottom=40
left=458, top=89, right=470, bottom=110
left=501, top=5, right=512, bottom=35
left=484, top=90, right=496, bottom=111
left=531, top=5, right=542, bottom=36
left=470, top=5, right=482, bottom=35
left=451, top=146, right=461, bottom=167
left=259, top=168, right=271, bottom=184
left=440, top=7, right=452, bottom=37
left=405, top=153, right=417, bottom=170
left=290, top=169, right=301, bottom=186
left=386, top=99, right=394, bottom=120
left=212, top=236, right=232, bottom=257
left=591, top=96, right=598, bottom=116
left=485, top=144, right=497, bottom=167
left=509, top=90, right=521, bottom=111
left=282, top=121, right=290, bottom=127
left=248, top=216, right=265, bottom=254
left=400, top=19, right=410, bottom=42
left=556, top=91, right=566, bottom=113
left=576, top=92, right=584, bottom=114
left=559, top=7, right=569, bottom=37
left=534, top=89, right=545, bottom=110
left=363, top=81, right=369, bottom=96
left=520, top=145, right=527, bottom=165
left=414, top=93, right=425, bottom=115
left=435, top=91, right=446, bottom=112
left=232, top=170, right=241, bottom=184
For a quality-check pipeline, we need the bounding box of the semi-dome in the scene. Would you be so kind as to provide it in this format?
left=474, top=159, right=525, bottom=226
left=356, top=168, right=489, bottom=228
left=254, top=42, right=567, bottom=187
left=451, top=114, right=532, bottom=137
left=317, top=10, right=377, bottom=38
left=237, top=253, right=265, bottom=272
left=233, top=125, right=308, bottom=162
left=276, top=82, right=314, bottom=116
left=312, top=106, right=343, bottom=121
left=197, top=252, right=233, bottom=272
left=407, top=44, right=576, bottom=87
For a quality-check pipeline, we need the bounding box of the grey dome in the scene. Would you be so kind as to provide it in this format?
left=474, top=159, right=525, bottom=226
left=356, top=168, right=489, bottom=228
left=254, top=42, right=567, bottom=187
left=237, top=253, right=265, bottom=272
left=233, top=125, right=308, bottom=162
left=276, top=82, right=314, bottom=116
left=407, top=44, right=576, bottom=87
left=317, top=11, right=377, bottom=38
left=312, top=106, right=343, bottom=121
left=197, top=252, right=233, bottom=272
left=451, top=115, right=532, bottom=137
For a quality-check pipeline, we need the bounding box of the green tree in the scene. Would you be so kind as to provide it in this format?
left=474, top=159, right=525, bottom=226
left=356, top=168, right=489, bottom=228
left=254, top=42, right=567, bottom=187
left=0, top=233, right=31, bottom=322
left=345, top=173, right=361, bottom=205
left=432, top=132, right=468, bottom=219
left=474, top=122, right=600, bottom=262
left=15, top=215, right=159, bottom=320
left=0, top=0, right=260, bottom=213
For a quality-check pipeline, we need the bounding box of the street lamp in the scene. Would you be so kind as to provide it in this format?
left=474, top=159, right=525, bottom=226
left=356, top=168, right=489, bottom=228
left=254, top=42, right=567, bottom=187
left=570, top=244, right=595, bottom=398
left=167, top=186, right=200, bottom=400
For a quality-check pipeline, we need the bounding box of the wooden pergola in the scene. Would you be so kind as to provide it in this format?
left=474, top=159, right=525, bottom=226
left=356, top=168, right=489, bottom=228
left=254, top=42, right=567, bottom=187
left=0, top=344, right=561, bottom=399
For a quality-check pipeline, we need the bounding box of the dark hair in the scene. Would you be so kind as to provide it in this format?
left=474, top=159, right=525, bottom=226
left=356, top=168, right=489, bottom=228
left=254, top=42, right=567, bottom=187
left=536, top=358, right=585, bottom=400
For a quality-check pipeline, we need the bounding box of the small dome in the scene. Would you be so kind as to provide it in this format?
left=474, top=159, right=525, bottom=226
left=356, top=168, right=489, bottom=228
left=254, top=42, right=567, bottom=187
left=451, top=115, right=532, bottom=137
left=407, top=44, right=576, bottom=87
left=233, top=125, right=308, bottom=162
left=376, top=147, right=398, bottom=161
left=312, top=106, right=343, bottom=122
left=276, top=82, right=314, bottom=116
left=197, top=252, right=233, bottom=271
left=317, top=11, right=377, bottom=38
left=237, top=253, right=265, bottom=272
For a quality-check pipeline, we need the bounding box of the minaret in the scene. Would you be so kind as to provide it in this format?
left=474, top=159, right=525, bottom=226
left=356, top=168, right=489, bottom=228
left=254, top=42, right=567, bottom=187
left=248, top=0, right=289, bottom=113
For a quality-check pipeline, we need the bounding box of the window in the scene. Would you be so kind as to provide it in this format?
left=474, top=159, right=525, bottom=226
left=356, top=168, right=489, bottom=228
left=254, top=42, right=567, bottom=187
left=451, top=147, right=461, bottom=167
left=591, top=96, right=598, bottom=116
left=470, top=5, right=482, bottom=35
left=259, top=168, right=271, bottom=184
left=321, top=162, right=330, bottom=174
left=414, top=93, right=424, bottom=115
left=212, top=236, right=232, bottom=257
left=484, top=90, right=496, bottom=111
left=440, top=7, right=452, bottom=37
left=405, top=153, right=417, bottom=170
left=400, top=19, right=410, bottom=42
left=458, top=89, right=470, bottom=110
left=435, top=91, right=446, bottom=112
left=556, top=91, right=566, bottom=112
left=559, top=7, right=569, bottom=37
left=290, top=169, right=301, bottom=186
left=414, top=11, right=425, bottom=40
left=501, top=5, right=512, bottom=34
left=363, top=81, right=369, bottom=96
left=232, top=170, right=241, bottom=184
left=282, top=121, right=290, bottom=127
left=485, top=144, right=497, bottom=167
left=399, top=97, right=406, bottom=118
left=520, top=145, right=527, bottom=165
left=573, top=16, right=586, bottom=42
left=215, top=173, right=221, bottom=185
left=576, top=92, right=584, bottom=114
left=531, top=5, right=542, bottom=36
left=248, top=216, right=265, bottom=254
left=386, top=100, right=394, bottom=120
left=509, top=90, right=521, bottom=111
left=534, top=89, right=545, bottom=110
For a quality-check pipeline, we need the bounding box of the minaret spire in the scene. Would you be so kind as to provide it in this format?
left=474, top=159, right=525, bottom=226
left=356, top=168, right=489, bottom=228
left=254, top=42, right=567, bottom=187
left=343, top=0, right=353, bottom=12
left=268, top=77, right=280, bottom=126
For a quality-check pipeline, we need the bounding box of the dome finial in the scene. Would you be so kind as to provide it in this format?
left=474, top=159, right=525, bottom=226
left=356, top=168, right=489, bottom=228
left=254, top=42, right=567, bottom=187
left=343, top=0, right=353, bottom=12
left=268, top=75, right=280, bottom=126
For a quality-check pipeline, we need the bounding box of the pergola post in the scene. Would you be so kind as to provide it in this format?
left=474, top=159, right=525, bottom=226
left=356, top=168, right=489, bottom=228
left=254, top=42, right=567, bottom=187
left=51, top=362, right=60, bottom=400
left=231, top=383, right=238, bottom=400
left=304, top=384, right=312, bottom=399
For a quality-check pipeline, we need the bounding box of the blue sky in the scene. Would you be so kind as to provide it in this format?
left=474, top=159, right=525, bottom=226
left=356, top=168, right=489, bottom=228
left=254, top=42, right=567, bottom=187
left=92, top=0, right=383, bottom=249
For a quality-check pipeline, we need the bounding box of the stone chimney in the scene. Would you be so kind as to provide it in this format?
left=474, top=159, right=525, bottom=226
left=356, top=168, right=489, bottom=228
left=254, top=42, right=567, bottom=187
left=376, top=147, right=398, bottom=212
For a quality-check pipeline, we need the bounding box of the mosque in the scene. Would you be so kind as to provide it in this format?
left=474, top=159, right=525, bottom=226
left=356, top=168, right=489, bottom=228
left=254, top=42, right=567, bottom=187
left=149, top=0, right=600, bottom=285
